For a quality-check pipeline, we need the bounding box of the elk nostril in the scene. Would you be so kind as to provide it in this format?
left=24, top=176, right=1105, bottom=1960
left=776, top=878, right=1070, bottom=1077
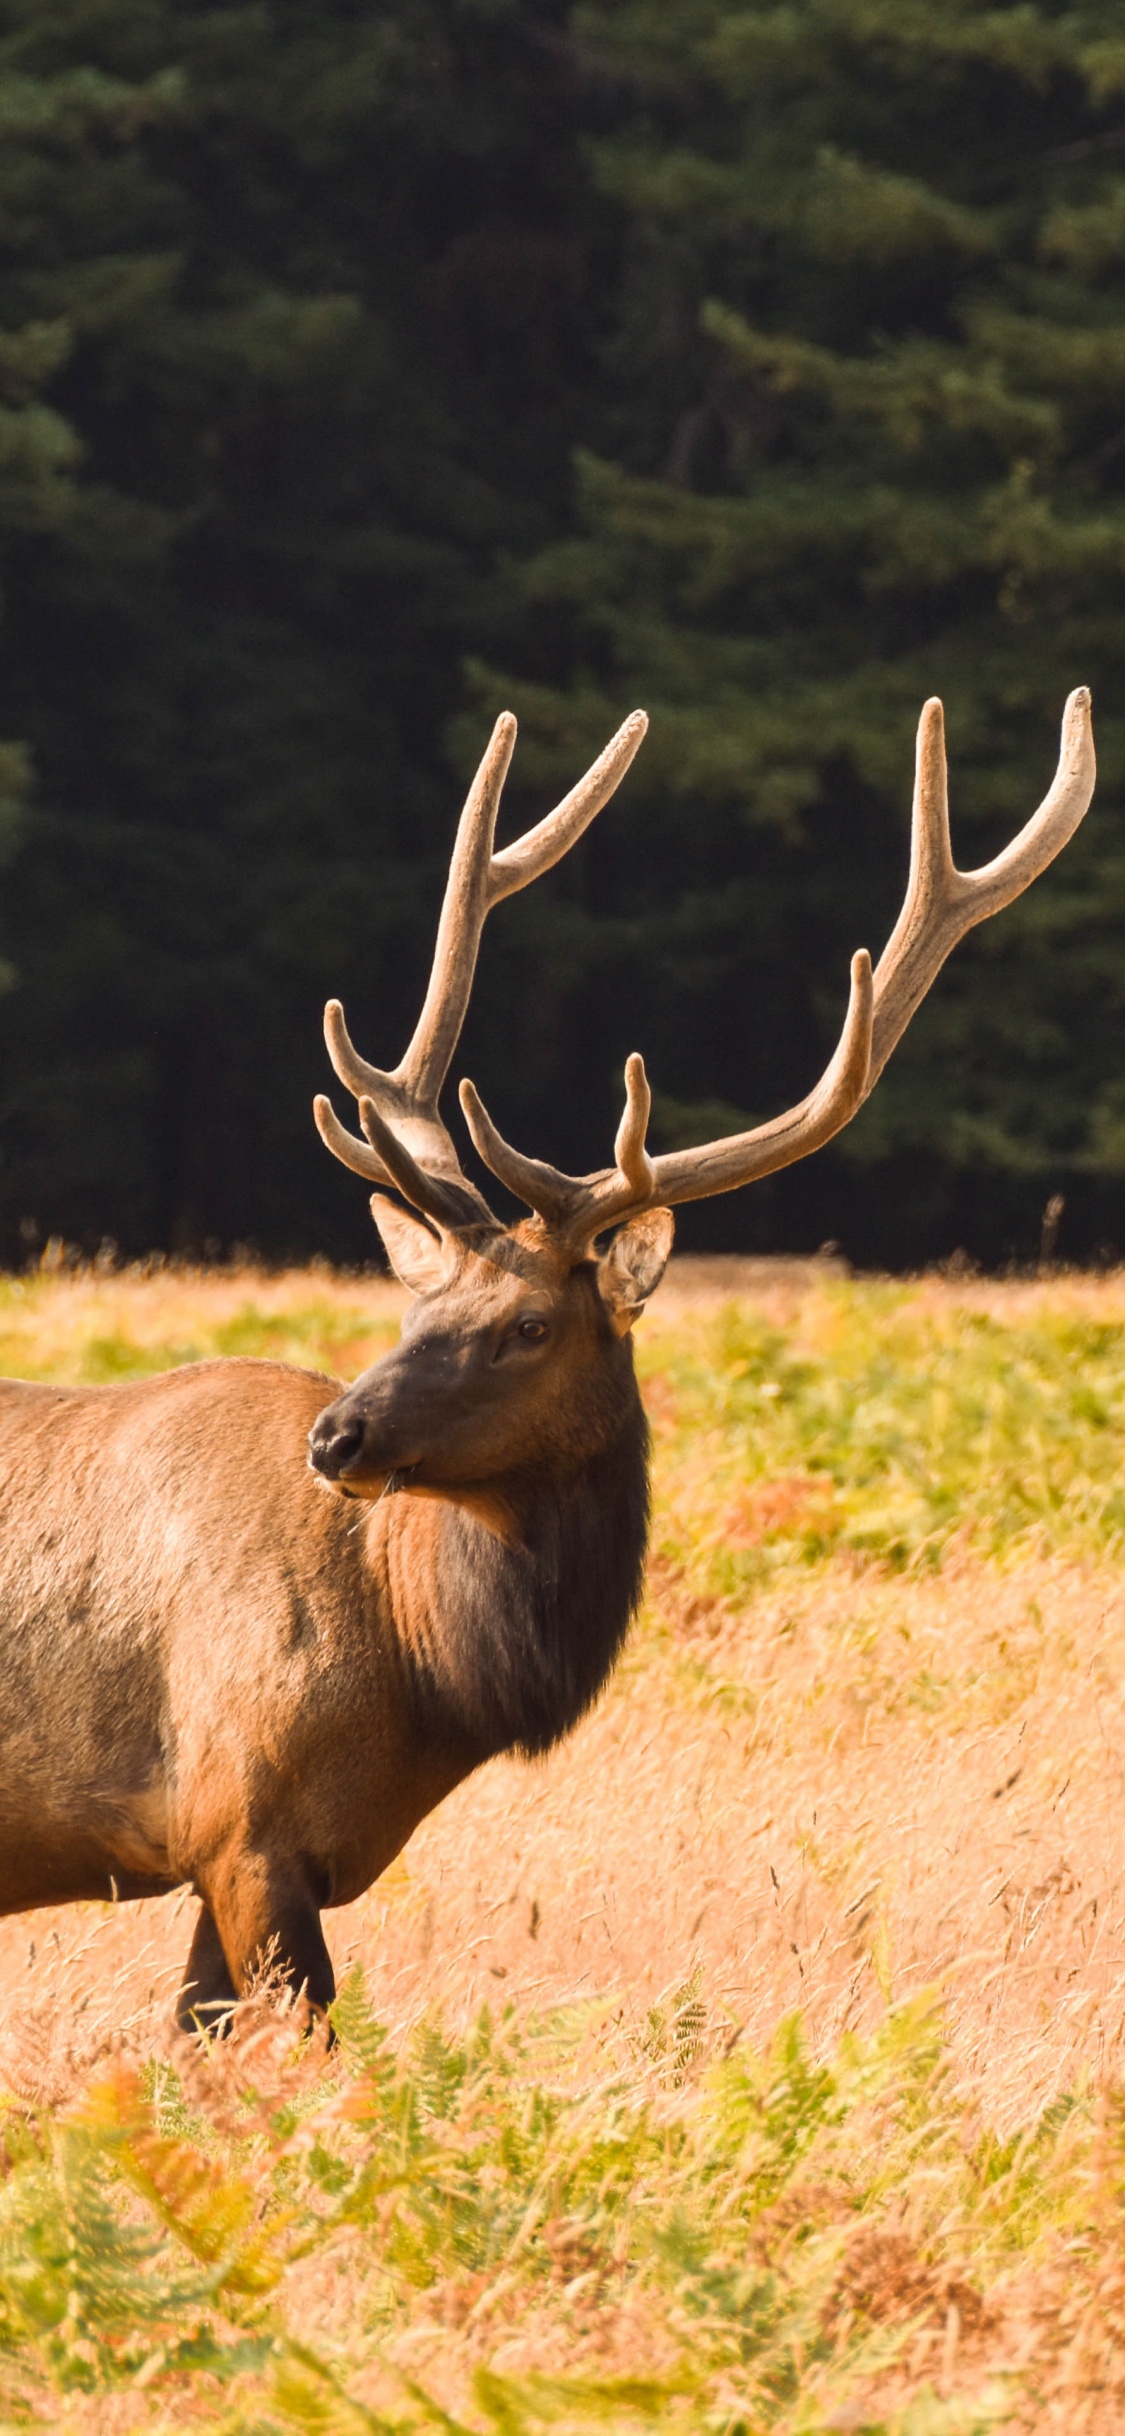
left=308, top=1413, right=366, bottom=1480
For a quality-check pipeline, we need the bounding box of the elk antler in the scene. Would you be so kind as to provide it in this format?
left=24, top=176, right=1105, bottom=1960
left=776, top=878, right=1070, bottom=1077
left=866, top=688, right=1093, bottom=1091
left=314, top=710, right=649, bottom=1229
left=460, top=688, right=1095, bottom=1248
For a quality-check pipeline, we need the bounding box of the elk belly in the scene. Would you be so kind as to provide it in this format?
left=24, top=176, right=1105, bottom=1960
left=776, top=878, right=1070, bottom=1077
left=101, top=1775, right=172, bottom=1878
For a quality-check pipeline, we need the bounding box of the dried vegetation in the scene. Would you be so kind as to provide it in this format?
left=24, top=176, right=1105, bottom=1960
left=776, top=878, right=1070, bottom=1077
left=5, top=1258, right=1125, bottom=2429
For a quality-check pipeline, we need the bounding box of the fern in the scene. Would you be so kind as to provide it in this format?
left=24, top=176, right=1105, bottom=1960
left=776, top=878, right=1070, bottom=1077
left=0, top=1978, right=1113, bottom=2427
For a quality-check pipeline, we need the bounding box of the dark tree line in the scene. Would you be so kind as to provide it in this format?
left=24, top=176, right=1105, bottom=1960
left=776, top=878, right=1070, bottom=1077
left=0, top=0, right=1123, bottom=1265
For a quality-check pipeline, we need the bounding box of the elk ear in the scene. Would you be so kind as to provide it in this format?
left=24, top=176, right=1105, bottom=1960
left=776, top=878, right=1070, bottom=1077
left=370, top=1195, right=456, bottom=1294
left=597, top=1207, right=674, bottom=1335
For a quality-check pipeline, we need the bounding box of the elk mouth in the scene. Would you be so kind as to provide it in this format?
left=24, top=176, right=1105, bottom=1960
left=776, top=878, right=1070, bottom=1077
left=306, top=1399, right=423, bottom=1493
left=333, top=1464, right=417, bottom=1503
left=308, top=1454, right=418, bottom=1502
left=307, top=1410, right=361, bottom=1482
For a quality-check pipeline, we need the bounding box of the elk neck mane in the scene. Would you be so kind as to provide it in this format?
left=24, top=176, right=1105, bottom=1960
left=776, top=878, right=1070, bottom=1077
left=381, top=1389, right=650, bottom=1765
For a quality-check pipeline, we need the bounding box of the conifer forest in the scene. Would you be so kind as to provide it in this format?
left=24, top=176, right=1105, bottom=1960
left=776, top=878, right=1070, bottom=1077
left=1, top=0, right=1124, bottom=1266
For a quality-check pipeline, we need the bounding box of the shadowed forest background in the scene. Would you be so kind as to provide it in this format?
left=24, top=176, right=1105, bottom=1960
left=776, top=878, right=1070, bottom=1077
left=0, top=0, right=1123, bottom=1267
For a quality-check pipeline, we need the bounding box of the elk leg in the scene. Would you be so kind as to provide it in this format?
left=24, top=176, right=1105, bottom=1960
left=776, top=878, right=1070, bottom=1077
left=176, top=1901, right=238, bottom=2034
left=205, top=1852, right=337, bottom=2021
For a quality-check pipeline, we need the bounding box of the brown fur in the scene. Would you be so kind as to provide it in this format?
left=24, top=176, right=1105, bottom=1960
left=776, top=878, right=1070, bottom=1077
left=0, top=1219, right=660, bottom=2028
left=3, top=683, right=1090, bottom=2033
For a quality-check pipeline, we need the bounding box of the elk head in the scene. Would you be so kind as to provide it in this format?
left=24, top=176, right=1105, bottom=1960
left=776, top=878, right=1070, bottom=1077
left=307, top=691, right=1095, bottom=1498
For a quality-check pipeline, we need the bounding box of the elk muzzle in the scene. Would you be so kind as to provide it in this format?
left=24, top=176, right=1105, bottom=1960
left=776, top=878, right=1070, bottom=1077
left=307, top=1335, right=468, bottom=1489
left=307, top=1390, right=417, bottom=1489
left=307, top=1404, right=369, bottom=1482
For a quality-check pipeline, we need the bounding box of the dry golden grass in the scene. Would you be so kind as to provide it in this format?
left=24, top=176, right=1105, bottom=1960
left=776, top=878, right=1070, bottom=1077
left=9, top=1548, right=1122, bottom=2125
left=7, top=1255, right=1125, bottom=2429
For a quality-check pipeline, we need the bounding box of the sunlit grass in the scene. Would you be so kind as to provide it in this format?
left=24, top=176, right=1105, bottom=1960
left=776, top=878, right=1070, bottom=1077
left=5, top=1259, right=1125, bottom=2427
left=0, top=1973, right=1114, bottom=2432
left=641, top=1280, right=1125, bottom=1584
left=3, top=1260, right=1123, bottom=1575
left=0, top=1264, right=398, bottom=1386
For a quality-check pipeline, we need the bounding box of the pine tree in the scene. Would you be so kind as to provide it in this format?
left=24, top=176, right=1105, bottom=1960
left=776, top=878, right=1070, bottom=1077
left=0, top=0, right=602, bottom=1255
left=6, top=1, right=1125, bottom=1262
left=484, top=0, right=1125, bottom=1261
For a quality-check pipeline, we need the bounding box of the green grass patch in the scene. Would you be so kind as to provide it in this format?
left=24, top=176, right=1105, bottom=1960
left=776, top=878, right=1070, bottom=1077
left=0, top=1272, right=1122, bottom=1575
left=0, top=1290, right=393, bottom=1387
left=642, top=1286, right=1125, bottom=1581
left=0, top=1976, right=1103, bottom=2431
left=0, top=1272, right=1122, bottom=2422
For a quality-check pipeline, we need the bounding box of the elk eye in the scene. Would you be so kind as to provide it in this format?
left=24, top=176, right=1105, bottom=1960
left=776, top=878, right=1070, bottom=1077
left=517, top=1316, right=549, bottom=1343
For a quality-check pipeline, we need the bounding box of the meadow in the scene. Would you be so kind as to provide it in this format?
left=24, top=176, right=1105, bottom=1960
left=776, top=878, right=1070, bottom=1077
left=4, top=1255, right=1125, bottom=2430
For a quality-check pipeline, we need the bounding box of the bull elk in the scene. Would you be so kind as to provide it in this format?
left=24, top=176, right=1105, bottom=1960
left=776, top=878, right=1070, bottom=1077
left=0, top=691, right=1095, bottom=2028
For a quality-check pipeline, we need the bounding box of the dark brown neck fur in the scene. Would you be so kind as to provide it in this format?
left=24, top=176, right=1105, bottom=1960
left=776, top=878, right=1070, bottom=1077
left=390, top=1389, right=650, bottom=1764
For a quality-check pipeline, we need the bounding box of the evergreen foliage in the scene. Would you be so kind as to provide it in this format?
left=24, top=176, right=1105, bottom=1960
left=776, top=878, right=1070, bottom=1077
left=486, top=0, right=1125, bottom=1260
left=0, top=1, right=1123, bottom=1257
left=0, top=0, right=601, bottom=1256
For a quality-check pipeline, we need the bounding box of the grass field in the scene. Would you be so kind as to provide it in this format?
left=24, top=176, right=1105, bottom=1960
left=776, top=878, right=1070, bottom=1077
left=5, top=1256, right=1125, bottom=2430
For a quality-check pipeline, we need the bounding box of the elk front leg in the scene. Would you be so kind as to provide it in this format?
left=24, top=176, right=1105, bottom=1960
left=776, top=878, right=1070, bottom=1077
left=176, top=1901, right=238, bottom=2033
left=201, top=1848, right=336, bottom=2023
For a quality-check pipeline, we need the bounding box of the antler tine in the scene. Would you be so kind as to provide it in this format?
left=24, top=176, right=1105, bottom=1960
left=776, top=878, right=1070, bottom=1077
left=394, top=712, right=519, bottom=1108
left=313, top=1093, right=397, bottom=1187
left=397, top=707, right=649, bottom=1104
left=458, top=1079, right=576, bottom=1224
left=358, top=1098, right=484, bottom=1231
left=322, top=998, right=394, bottom=1113
left=642, top=689, right=1092, bottom=1211
left=614, top=1053, right=654, bottom=1196
left=560, top=1053, right=656, bottom=1244
left=444, top=686, right=1093, bottom=1248
left=315, top=1089, right=476, bottom=1234
left=317, top=709, right=650, bottom=1231
left=866, top=685, right=1095, bottom=1091
left=462, top=954, right=870, bottom=1238
left=461, top=1051, right=657, bottom=1243
left=644, top=948, right=875, bottom=1209
left=489, top=711, right=648, bottom=903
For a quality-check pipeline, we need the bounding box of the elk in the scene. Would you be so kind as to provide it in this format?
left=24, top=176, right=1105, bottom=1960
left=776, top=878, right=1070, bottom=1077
left=0, top=690, right=1095, bottom=2028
